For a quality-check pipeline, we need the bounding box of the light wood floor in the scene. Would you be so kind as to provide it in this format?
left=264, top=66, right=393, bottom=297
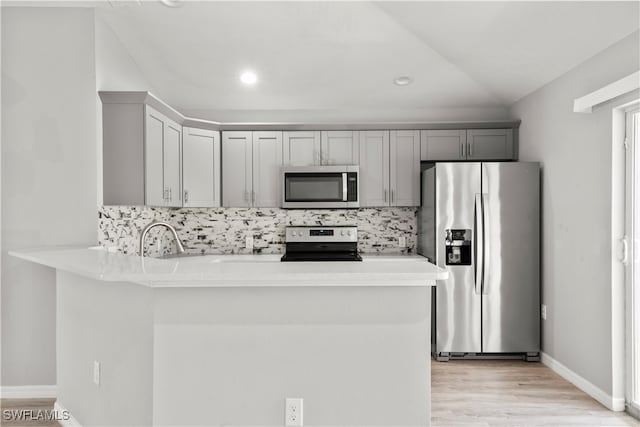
left=2, top=361, right=639, bottom=426
left=432, top=359, right=640, bottom=427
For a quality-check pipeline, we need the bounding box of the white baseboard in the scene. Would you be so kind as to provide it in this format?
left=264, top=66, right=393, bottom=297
left=541, top=352, right=625, bottom=411
left=54, top=402, right=82, bottom=427
left=0, top=385, right=57, bottom=399
left=627, top=402, right=640, bottom=420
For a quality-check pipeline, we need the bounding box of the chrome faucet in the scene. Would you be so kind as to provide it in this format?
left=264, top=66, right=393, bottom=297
left=139, top=220, right=185, bottom=257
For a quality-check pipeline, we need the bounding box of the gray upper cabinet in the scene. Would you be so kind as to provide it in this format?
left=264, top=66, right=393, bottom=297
left=222, top=132, right=253, bottom=208
left=183, top=127, right=221, bottom=208
left=283, top=131, right=321, bottom=166
left=283, top=130, right=359, bottom=166
left=390, top=130, right=420, bottom=207
left=222, top=131, right=283, bottom=208
left=321, top=131, right=359, bottom=165
left=466, top=129, right=514, bottom=160
left=359, top=130, right=420, bottom=207
left=421, top=128, right=514, bottom=161
left=252, top=131, right=283, bottom=207
left=420, top=130, right=467, bottom=161
left=145, top=105, right=182, bottom=207
left=101, top=94, right=186, bottom=207
left=359, top=131, right=390, bottom=207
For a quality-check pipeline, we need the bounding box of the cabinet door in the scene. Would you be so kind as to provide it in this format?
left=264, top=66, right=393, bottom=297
left=163, top=118, right=182, bottom=207
left=183, top=127, right=220, bottom=207
left=222, top=131, right=252, bottom=207
left=145, top=106, right=166, bottom=207
left=390, top=130, right=420, bottom=207
left=283, top=131, right=321, bottom=166
left=420, top=130, right=467, bottom=161
left=359, top=131, right=390, bottom=207
left=466, top=129, right=514, bottom=160
left=252, top=131, right=283, bottom=207
left=320, top=131, right=359, bottom=165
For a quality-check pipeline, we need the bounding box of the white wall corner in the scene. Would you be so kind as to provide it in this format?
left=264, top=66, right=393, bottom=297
left=541, top=352, right=625, bottom=411
left=0, top=385, right=58, bottom=399
left=574, top=71, right=640, bottom=113
left=54, top=401, right=83, bottom=427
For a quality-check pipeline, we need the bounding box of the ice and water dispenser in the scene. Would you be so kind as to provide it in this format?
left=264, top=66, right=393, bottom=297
left=444, top=229, right=472, bottom=265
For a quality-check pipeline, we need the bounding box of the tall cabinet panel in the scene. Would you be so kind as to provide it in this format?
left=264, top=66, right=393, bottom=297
left=163, top=121, right=182, bottom=207
left=145, top=107, right=165, bottom=206
left=321, top=131, right=359, bottom=165
left=222, top=131, right=252, bottom=207
left=283, top=131, right=321, bottom=166
left=390, top=130, right=420, bottom=206
left=252, top=131, right=283, bottom=207
left=183, top=127, right=221, bottom=208
left=359, top=131, right=390, bottom=207
left=145, top=105, right=182, bottom=207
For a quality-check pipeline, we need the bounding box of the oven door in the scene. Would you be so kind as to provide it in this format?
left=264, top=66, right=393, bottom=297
left=282, top=171, right=358, bottom=208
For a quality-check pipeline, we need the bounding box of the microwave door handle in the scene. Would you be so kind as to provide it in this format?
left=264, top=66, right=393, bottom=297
left=342, top=173, right=348, bottom=201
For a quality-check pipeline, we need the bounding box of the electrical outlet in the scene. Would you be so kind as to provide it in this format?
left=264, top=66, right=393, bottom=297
left=541, top=304, right=547, bottom=320
left=285, top=398, right=303, bottom=427
left=399, top=236, right=406, bottom=248
left=93, top=361, right=101, bottom=386
left=246, top=235, right=254, bottom=250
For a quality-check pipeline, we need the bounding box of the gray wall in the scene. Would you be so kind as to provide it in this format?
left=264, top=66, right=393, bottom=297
left=509, top=30, right=640, bottom=395
left=56, top=272, right=431, bottom=426
left=1, top=8, right=98, bottom=386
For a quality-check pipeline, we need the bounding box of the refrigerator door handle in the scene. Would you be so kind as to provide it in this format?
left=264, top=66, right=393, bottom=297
left=481, top=194, right=490, bottom=294
left=474, top=194, right=484, bottom=295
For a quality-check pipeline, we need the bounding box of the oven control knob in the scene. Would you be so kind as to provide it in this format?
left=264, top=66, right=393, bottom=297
left=347, top=230, right=353, bottom=237
left=340, top=230, right=345, bottom=236
left=291, top=231, right=297, bottom=237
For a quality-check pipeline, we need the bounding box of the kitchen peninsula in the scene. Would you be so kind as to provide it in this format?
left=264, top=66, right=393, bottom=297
left=10, top=247, right=447, bottom=427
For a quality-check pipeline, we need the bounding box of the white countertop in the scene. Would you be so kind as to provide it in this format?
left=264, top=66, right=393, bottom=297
left=9, top=246, right=448, bottom=288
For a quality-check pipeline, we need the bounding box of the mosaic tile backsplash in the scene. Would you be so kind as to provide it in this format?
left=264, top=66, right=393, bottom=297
left=98, top=206, right=418, bottom=257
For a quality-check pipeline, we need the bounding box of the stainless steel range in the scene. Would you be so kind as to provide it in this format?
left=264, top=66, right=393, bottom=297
left=280, top=226, right=362, bottom=262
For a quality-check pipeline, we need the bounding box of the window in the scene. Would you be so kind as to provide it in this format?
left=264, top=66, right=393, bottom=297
left=625, top=107, right=640, bottom=417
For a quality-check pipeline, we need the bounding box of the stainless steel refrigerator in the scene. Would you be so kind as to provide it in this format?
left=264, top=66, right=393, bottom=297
left=418, top=162, right=540, bottom=361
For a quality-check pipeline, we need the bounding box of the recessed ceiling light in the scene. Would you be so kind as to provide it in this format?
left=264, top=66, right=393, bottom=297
left=240, top=71, right=258, bottom=85
left=394, top=76, right=413, bottom=86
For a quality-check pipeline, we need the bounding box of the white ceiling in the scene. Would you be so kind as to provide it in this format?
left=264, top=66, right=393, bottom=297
left=97, top=1, right=640, bottom=122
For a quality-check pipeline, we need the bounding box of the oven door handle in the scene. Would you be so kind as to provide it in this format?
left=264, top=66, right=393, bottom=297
left=342, top=173, right=348, bottom=201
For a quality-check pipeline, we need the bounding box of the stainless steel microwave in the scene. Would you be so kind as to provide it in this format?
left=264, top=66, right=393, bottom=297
left=282, top=165, right=359, bottom=209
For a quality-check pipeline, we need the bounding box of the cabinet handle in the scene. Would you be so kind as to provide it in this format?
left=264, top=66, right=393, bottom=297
left=461, top=142, right=465, bottom=158
left=468, top=142, right=473, bottom=157
left=384, top=189, right=388, bottom=203
left=169, top=188, right=172, bottom=202
left=252, top=191, right=256, bottom=205
left=184, top=190, right=189, bottom=204
left=391, top=189, right=395, bottom=205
